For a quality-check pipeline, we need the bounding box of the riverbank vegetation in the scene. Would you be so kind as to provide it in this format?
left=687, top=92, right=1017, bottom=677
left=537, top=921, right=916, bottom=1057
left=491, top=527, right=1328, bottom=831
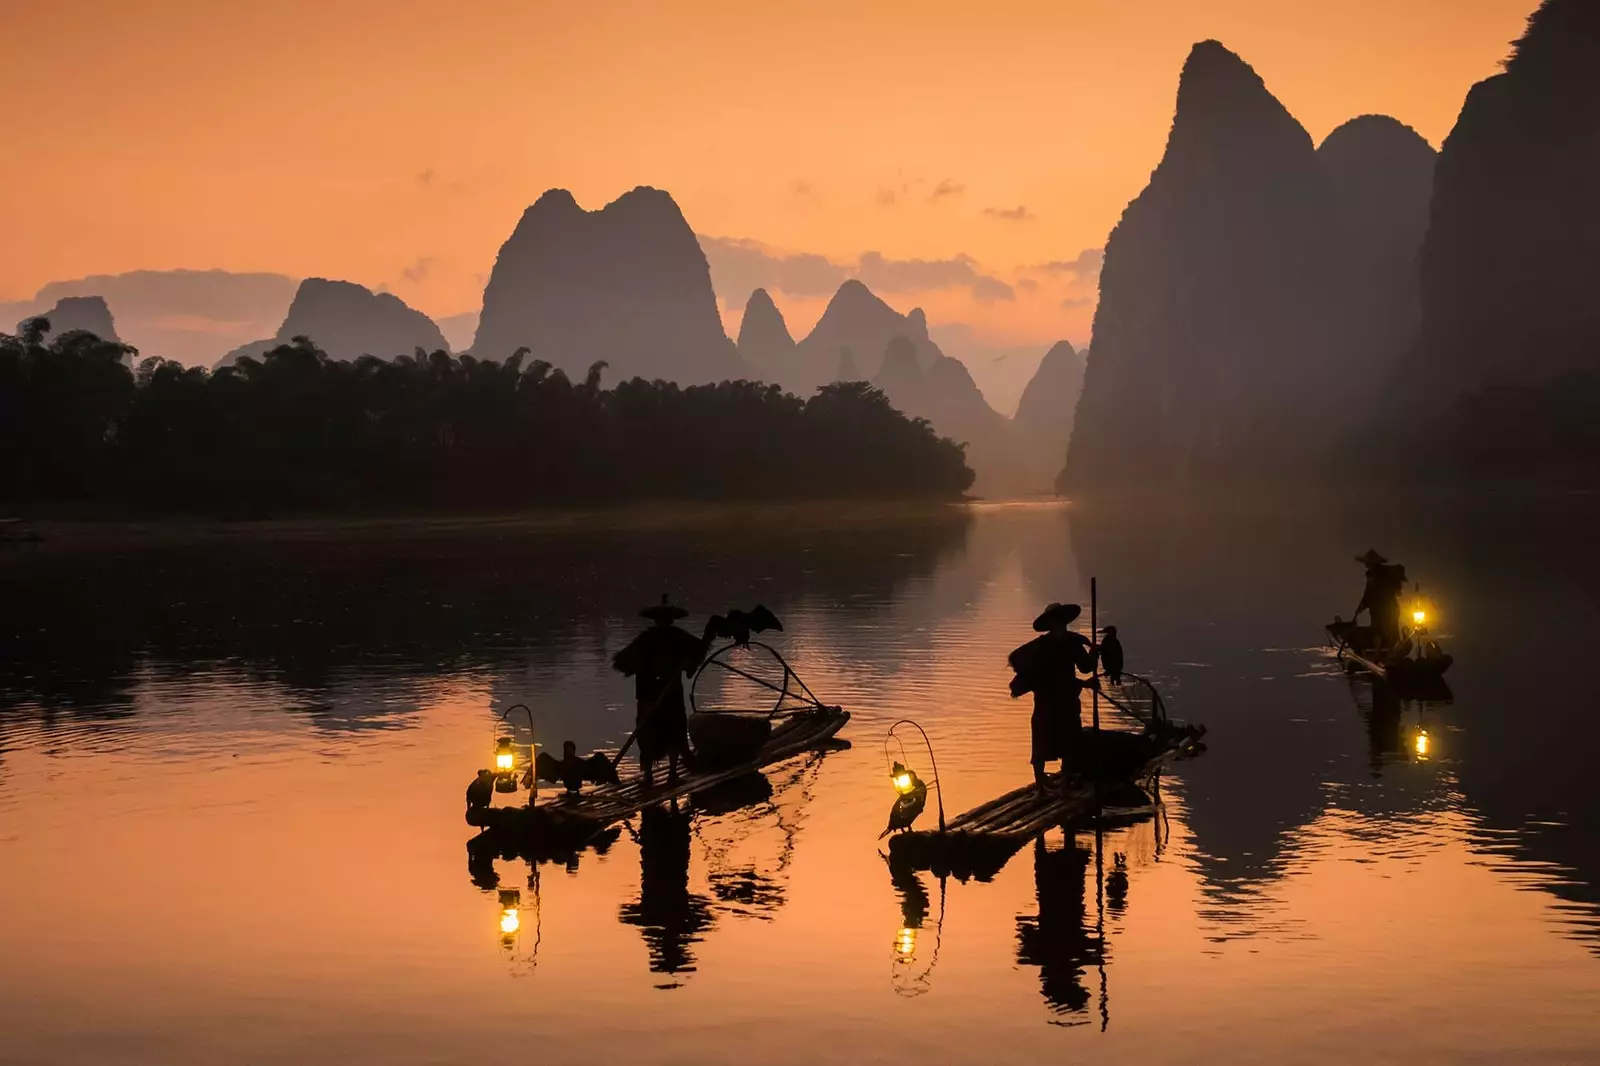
left=0, top=325, right=974, bottom=514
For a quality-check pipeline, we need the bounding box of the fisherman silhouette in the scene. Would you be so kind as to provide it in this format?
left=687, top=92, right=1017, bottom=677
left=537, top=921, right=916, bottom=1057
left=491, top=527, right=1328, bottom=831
left=612, top=594, right=709, bottom=787
left=618, top=799, right=716, bottom=980
left=1015, top=837, right=1100, bottom=1017
left=1099, top=626, right=1124, bottom=686
left=1009, top=602, right=1097, bottom=792
left=1354, top=550, right=1407, bottom=651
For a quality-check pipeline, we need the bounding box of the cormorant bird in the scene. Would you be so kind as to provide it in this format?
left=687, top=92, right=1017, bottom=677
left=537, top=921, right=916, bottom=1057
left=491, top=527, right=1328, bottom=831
left=535, top=740, right=620, bottom=794
left=1099, top=626, right=1124, bottom=685
left=465, top=768, right=495, bottom=814
left=880, top=762, right=929, bottom=839
left=703, top=604, right=783, bottom=647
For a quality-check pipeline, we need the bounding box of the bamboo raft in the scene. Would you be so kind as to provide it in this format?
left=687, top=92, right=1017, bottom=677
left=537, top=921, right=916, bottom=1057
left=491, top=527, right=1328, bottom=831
left=1326, top=620, right=1453, bottom=693
left=468, top=707, right=850, bottom=850
left=886, top=727, right=1201, bottom=881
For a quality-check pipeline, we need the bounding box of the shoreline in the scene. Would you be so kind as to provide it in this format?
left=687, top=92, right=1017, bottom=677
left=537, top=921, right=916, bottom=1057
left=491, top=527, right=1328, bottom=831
left=1, top=497, right=1000, bottom=552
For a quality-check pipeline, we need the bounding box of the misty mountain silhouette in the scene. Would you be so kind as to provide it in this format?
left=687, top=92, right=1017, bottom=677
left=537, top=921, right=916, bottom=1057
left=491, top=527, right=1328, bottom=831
left=17, top=295, right=120, bottom=345
left=1012, top=341, right=1084, bottom=491
left=791, top=281, right=940, bottom=395
left=1064, top=41, right=1427, bottom=495
left=1, top=269, right=298, bottom=368
left=218, top=278, right=447, bottom=367
left=1400, top=0, right=1600, bottom=406
left=1318, top=115, right=1437, bottom=398
left=472, top=186, right=744, bottom=383
left=735, top=287, right=795, bottom=378
left=869, top=329, right=1017, bottom=495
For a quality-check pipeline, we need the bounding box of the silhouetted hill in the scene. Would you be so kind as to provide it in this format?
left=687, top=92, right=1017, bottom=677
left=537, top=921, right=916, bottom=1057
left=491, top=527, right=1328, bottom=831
left=1398, top=0, right=1600, bottom=406
left=1360, top=0, right=1600, bottom=489
left=472, top=186, right=743, bottom=383
left=1063, top=41, right=1342, bottom=496
left=735, top=288, right=795, bottom=379
left=792, top=281, right=942, bottom=395
left=437, top=311, right=479, bottom=353
left=870, top=330, right=1017, bottom=495
left=3, top=270, right=297, bottom=367
left=1013, top=341, right=1083, bottom=491
left=1318, top=116, right=1437, bottom=392
left=218, top=279, right=447, bottom=367
left=18, top=295, right=120, bottom=344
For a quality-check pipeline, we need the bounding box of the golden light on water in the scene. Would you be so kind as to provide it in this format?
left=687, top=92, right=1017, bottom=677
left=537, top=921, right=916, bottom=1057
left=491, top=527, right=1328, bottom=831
left=500, top=907, right=520, bottom=936
left=1415, top=730, right=1431, bottom=759
left=894, top=927, right=917, bottom=957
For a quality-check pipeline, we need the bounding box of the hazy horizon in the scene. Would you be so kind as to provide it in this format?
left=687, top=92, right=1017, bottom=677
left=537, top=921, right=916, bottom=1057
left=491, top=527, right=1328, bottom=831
left=2, top=1, right=1533, bottom=376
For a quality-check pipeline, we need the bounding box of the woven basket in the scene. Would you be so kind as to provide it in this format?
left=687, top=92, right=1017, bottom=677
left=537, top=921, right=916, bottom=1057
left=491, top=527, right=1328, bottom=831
left=689, top=713, right=773, bottom=768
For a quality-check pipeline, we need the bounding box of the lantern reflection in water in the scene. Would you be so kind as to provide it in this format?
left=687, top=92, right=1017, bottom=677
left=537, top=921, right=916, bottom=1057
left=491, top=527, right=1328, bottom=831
left=498, top=888, right=521, bottom=949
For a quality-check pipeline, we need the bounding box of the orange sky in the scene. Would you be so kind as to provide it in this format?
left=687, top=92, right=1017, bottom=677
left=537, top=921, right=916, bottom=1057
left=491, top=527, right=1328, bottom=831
left=1, top=0, right=1536, bottom=351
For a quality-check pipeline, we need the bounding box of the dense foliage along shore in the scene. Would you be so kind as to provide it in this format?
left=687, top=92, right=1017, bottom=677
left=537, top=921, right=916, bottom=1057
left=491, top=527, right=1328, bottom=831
left=0, top=325, right=974, bottom=514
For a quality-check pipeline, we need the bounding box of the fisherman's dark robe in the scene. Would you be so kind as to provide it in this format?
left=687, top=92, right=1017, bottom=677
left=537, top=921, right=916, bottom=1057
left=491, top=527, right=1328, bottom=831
left=1358, top=563, right=1406, bottom=649
left=1009, top=630, right=1095, bottom=769
left=612, top=624, right=708, bottom=763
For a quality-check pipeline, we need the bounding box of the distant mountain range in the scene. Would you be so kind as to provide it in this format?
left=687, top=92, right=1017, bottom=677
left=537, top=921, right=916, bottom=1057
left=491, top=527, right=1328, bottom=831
left=218, top=278, right=447, bottom=367
left=472, top=186, right=744, bottom=384
left=16, top=0, right=1592, bottom=495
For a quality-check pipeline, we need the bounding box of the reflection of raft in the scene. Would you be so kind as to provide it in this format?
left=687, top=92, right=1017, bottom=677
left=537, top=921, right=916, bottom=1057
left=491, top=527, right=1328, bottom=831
left=469, top=707, right=849, bottom=848
left=887, top=727, right=1202, bottom=881
left=1327, top=620, right=1453, bottom=688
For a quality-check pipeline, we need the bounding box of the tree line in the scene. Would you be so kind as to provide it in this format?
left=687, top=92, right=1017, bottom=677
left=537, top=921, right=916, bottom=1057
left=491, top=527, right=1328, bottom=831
left=0, top=323, right=974, bottom=514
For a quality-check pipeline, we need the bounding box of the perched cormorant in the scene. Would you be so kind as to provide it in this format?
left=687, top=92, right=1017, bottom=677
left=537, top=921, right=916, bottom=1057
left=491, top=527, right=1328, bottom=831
left=704, top=604, right=784, bottom=647
left=465, top=768, right=495, bottom=814
left=880, top=762, right=929, bottom=838
left=1099, top=625, right=1124, bottom=686
left=535, top=740, right=620, bottom=794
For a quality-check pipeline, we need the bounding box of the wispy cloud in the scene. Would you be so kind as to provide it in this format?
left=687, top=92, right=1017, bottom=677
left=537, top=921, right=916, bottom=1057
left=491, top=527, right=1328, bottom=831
left=698, top=236, right=851, bottom=309
left=1036, top=248, right=1104, bottom=280
left=698, top=236, right=1014, bottom=307
left=983, top=205, right=1035, bottom=222
left=856, top=252, right=1014, bottom=302
left=401, top=256, right=436, bottom=283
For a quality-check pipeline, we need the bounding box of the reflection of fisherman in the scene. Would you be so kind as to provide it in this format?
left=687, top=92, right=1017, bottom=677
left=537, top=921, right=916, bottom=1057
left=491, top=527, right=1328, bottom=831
left=617, top=800, right=715, bottom=977
left=1009, top=602, right=1097, bottom=791
left=612, top=595, right=709, bottom=787
left=1015, top=838, right=1099, bottom=1017
left=1355, top=550, right=1407, bottom=650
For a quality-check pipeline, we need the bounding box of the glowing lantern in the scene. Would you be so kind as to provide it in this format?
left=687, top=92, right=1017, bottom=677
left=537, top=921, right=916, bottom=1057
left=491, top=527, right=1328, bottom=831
left=894, top=926, right=918, bottom=958
left=498, top=888, right=521, bottom=946
left=1412, top=607, right=1427, bottom=626
left=493, top=736, right=519, bottom=793
left=892, top=764, right=917, bottom=796
left=1414, top=729, right=1431, bottom=759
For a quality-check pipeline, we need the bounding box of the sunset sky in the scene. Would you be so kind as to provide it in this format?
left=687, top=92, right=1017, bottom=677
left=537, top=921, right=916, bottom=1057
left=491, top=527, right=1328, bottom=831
left=2, top=0, right=1535, bottom=389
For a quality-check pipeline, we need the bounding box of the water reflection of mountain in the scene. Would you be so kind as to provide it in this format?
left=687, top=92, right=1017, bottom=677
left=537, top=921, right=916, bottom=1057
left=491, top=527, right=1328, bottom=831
left=1069, top=498, right=1600, bottom=950
left=0, top=509, right=970, bottom=741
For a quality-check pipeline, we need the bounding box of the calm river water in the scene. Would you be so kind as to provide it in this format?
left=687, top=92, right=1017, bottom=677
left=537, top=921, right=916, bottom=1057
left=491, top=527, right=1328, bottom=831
left=2, top=500, right=1597, bottom=1065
